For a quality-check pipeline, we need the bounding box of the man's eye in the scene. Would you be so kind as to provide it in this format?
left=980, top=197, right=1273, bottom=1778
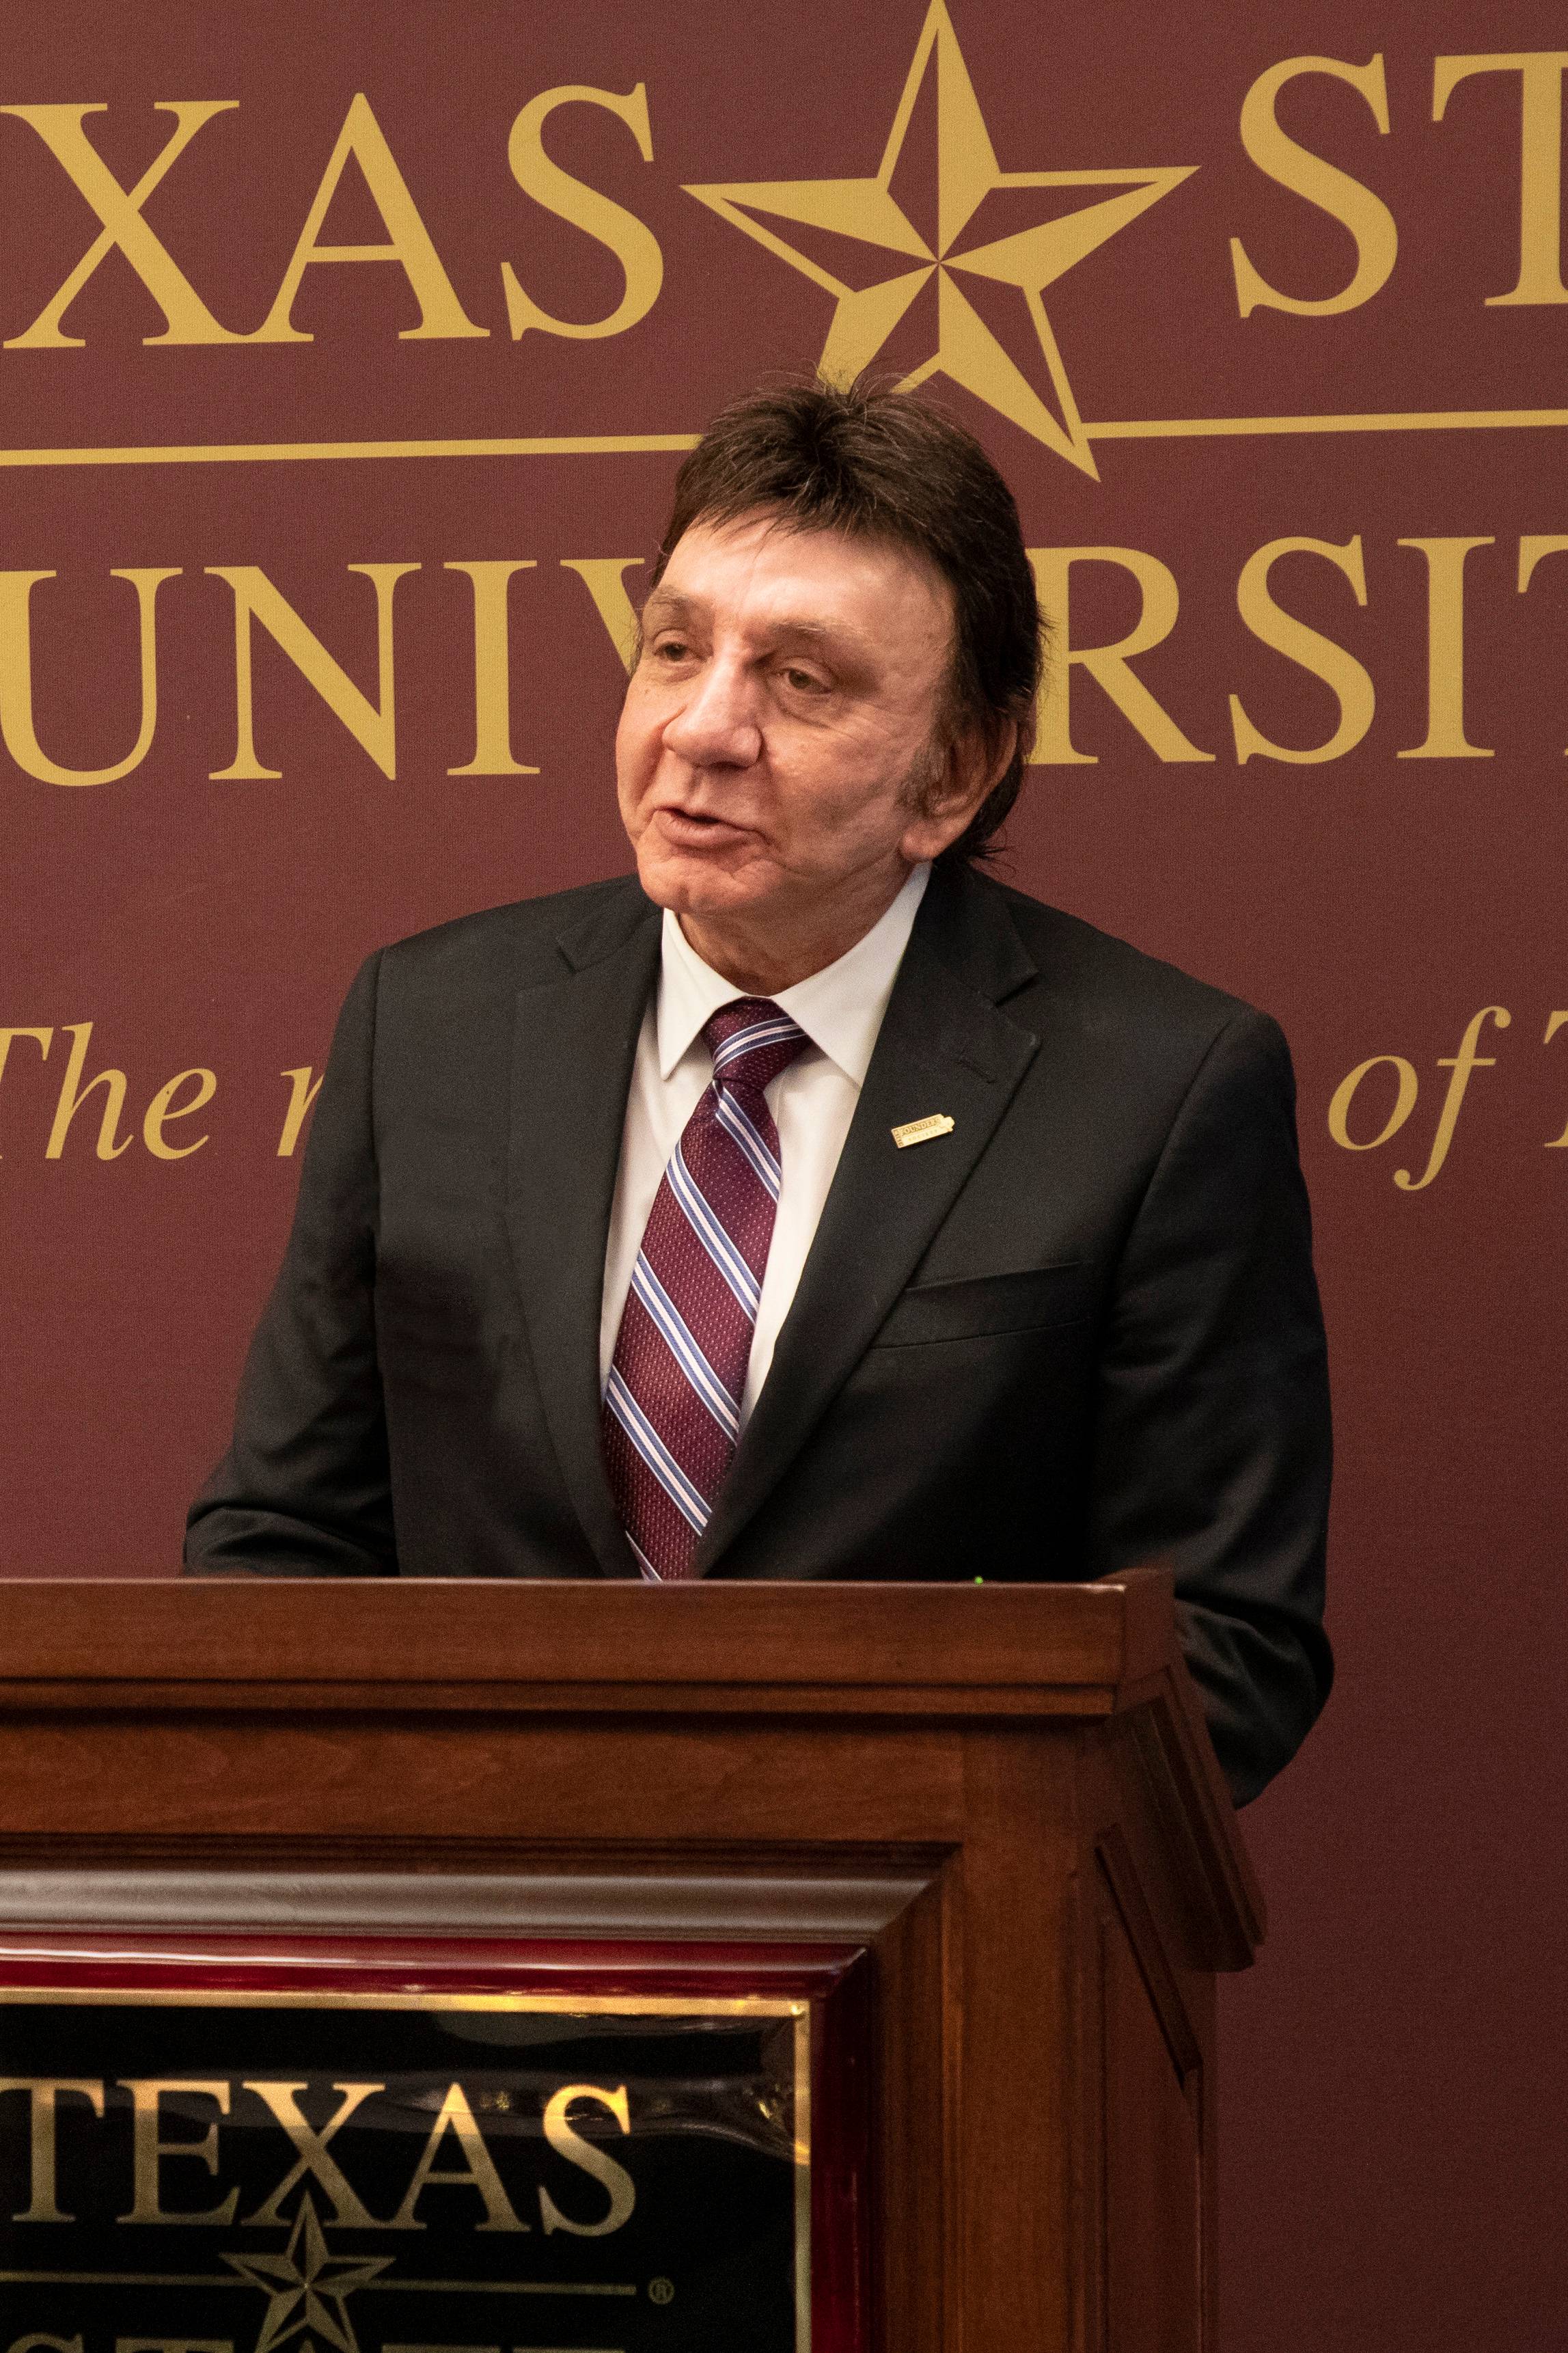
left=782, top=666, right=828, bottom=694
left=652, top=638, right=691, bottom=662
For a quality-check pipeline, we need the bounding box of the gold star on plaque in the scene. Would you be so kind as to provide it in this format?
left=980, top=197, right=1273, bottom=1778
left=684, top=0, right=1194, bottom=475
left=221, top=2192, right=393, bottom=2353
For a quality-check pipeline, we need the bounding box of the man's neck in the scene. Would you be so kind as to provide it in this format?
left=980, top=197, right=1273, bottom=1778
left=675, top=867, right=916, bottom=996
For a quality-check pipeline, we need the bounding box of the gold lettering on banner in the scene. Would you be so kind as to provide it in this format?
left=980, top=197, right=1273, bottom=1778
left=1, top=47, right=1567, bottom=465
left=0, top=2078, right=104, bottom=2222
left=1230, top=536, right=1375, bottom=763
left=0, top=1029, right=225, bottom=1158
left=118, top=2080, right=238, bottom=2226
left=241, top=2080, right=388, bottom=2228
left=10, top=2337, right=86, bottom=2352
left=1433, top=53, right=1568, bottom=304
left=561, top=557, right=644, bottom=673
left=207, top=562, right=416, bottom=780
left=1394, top=1006, right=1511, bottom=1191
left=1231, top=55, right=1398, bottom=318
left=277, top=1065, right=323, bottom=1156
left=0, top=1027, right=53, bottom=1156
left=444, top=560, right=540, bottom=775
left=1027, top=548, right=1212, bottom=764
left=1397, top=538, right=1495, bottom=758
left=1517, top=536, right=1568, bottom=750
left=45, top=1022, right=133, bottom=1160
left=503, top=85, right=663, bottom=342
left=1541, top=1011, right=1568, bottom=1147
left=0, top=569, right=177, bottom=787
left=387, top=2082, right=530, bottom=2232
left=538, top=2082, right=636, bottom=2237
left=0, top=103, right=243, bottom=348
left=1328, top=1056, right=1419, bottom=1151
left=142, top=1067, right=217, bottom=1159
left=251, top=93, right=487, bottom=343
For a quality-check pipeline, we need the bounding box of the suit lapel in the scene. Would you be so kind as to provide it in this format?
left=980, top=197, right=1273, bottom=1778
left=506, top=884, right=660, bottom=1579
left=696, top=866, right=1040, bottom=1573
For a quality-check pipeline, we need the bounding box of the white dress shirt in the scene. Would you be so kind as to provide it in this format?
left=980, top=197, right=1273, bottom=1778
left=600, top=862, right=931, bottom=1422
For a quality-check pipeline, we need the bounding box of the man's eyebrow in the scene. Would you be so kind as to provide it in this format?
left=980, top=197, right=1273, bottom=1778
left=640, top=588, right=703, bottom=626
left=765, top=618, right=864, bottom=651
left=639, top=591, right=876, bottom=665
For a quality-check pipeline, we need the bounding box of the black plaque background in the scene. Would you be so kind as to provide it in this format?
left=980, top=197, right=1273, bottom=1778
left=0, top=1993, right=806, bottom=2352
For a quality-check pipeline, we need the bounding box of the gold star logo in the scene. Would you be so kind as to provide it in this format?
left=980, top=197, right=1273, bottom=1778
left=684, top=0, right=1194, bottom=476
left=221, top=2192, right=393, bottom=2353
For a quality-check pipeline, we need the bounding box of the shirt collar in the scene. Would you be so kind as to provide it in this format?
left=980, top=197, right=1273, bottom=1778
left=655, top=862, right=931, bottom=1085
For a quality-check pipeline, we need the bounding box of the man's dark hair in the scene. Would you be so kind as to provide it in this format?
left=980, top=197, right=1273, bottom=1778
left=651, top=377, right=1043, bottom=862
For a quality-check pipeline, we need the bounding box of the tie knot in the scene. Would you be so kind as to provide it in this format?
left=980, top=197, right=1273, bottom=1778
left=703, top=998, right=808, bottom=1096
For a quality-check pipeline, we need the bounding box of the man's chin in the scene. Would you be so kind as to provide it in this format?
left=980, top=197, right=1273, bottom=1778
left=634, top=836, right=767, bottom=916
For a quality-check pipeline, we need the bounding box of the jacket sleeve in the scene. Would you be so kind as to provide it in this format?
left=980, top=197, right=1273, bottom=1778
left=1086, top=1008, right=1333, bottom=1805
left=184, top=953, right=395, bottom=1577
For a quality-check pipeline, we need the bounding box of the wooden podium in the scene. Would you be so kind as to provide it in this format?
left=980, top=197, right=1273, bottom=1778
left=0, top=1568, right=1261, bottom=2352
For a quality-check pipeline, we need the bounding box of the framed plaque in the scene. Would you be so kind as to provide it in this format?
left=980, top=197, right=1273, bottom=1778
left=0, top=1934, right=869, bottom=2353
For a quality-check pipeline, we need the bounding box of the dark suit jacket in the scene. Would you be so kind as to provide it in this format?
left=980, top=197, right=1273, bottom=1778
left=187, top=861, right=1332, bottom=1804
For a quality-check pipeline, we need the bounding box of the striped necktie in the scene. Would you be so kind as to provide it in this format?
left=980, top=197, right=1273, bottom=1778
left=603, top=996, right=808, bottom=1579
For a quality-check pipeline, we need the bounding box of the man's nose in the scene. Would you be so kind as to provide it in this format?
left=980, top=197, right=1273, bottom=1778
left=661, top=655, right=762, bottom=768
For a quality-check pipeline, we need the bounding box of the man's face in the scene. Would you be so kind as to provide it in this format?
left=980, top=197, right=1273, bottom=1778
left=616, top=512, right=975, bottom=971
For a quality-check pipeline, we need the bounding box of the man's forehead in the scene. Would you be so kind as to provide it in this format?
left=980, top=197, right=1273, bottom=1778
left=648, top=513, right=952, bottom=640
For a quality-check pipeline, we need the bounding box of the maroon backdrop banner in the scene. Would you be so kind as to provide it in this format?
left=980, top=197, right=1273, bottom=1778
left=3, top=2, right=1564, bottom=2345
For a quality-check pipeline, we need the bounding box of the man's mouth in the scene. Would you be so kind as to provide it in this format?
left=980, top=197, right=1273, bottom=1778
left=654, top=806, right=751, bottom=845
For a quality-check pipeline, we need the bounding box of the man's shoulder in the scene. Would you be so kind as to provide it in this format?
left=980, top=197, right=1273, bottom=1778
left=940, top=868, right=1295, bottom=1122
left=374, top=874, right=652, bottom=997
left=954, top=867, right=1270, bottom=1049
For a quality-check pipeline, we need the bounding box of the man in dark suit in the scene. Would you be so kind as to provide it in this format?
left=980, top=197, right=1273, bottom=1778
left=187, top=380, right=1332, bottom=1807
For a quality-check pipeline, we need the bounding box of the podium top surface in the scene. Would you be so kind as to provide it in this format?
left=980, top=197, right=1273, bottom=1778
left=0, top=1568, right=1264, bottom=1964
left=0, top=1569, right=1179, bottom=1711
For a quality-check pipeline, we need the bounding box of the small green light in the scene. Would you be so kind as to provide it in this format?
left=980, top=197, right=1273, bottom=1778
left=974, top=1575, right=985, bottom=1584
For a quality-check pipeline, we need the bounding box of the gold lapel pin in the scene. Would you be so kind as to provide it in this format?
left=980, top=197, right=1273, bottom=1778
left=892, top=1113, right=956, bottom=1150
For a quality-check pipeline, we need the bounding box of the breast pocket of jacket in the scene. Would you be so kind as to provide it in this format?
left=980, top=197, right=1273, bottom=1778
left=869, top=1262, right=1091, bottom=1349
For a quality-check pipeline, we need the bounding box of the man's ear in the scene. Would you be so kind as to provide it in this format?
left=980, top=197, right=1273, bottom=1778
left=900, top=720, right=1017, bottom=861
